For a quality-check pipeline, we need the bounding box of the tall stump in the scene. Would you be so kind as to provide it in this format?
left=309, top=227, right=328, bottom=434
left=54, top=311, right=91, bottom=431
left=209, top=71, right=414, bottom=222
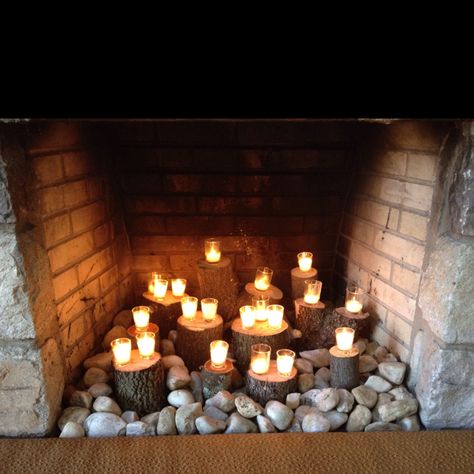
left=329, top=346, right=360, bottom=390
left=142, top=290, right=184, bottom=339
left=113, top=350, right=165, bottom=416
left=294, top=298, right=326, bottom=351
left=201, top=359, right=233, bottom=400
left=176, top=312, right=224, bottom=372
left=290, top=267, right=318, bottom=302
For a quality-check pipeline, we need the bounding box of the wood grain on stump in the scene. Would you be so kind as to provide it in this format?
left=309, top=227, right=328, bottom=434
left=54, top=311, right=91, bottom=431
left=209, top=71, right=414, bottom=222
left=290, top=267, right=318, bottom=302
left=175, top=312, right=224, bottom=372
left=113, top=350, right=165, bottom=416
left=294, top=298, right=326, bottom=351
left=246, top=361, right=297, bottom=406
left=243, top=282, right=283, bottom=304
left=142, top=290, right=184, bottom=339
left=201, top=359, right=233, bottom=400
left=329, top=345, right=360, bottom=390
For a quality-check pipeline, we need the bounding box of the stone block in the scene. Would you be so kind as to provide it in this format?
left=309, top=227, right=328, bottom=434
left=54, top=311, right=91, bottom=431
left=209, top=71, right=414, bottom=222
left=398, top=212, right=428, bottom=242
left=373, top=230, right=424, bottom=269
left=43, top=214, right=72, bottom=248
left=372, top=150, right=407, bottom=176
left=32, top=154, right=63, bottom=185
left=354, top=198, right=399, bottom=230
left=406, top=153, right=437, bottom=182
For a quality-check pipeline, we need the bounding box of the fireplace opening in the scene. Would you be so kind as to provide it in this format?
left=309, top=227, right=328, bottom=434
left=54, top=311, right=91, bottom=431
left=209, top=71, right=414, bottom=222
left=1, top=118, right=472, bottom=437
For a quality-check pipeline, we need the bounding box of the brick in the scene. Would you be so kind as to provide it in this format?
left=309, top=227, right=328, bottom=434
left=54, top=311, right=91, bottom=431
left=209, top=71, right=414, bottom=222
left=385, top=312, right=413, bottom=345
left=235, top=253, right=271, bottom=271
left=383, top=121, right=446, bottom=152
left=237, top=216, right=304, bottom=235
left=120, top=173, right=162, bottom=193
left=166, top=216, right=235, bottom=235
left=371, top=325, right=410, bottom=362
left=52, top=267, right=79, bottom=301
left=365, top=295, right=388, bottom=325
left=48, top=232, right=94, bottom=272
left=131, top=235, right=200, bottom=252
left=63, top=180, right=89, bottom=208
left=272, top=196, right=343, bottom=215
left=100, top=265, right=119, bottom=293
left=116, top=122, right=156, bottom=143
left=303, top=214, right=342, bottom=234
left=86, top=177, right=104, bottom=201
left=77, top=247, right=114, bottom=283
left=198, top=197, right=270, bottom=215
left=66, top=331, right=95, bottom=372
left=164, top=174, right=238, bottom=194
left=354, top=198, right=399, bottom=230
left=93, top=222, right=112, bottom=247
left=125, top=196, right=196, bottom=215
left=71, top=201, right=106, bottom=233
left=341, top=239, right=391, bottom=279
left=398, top=211, right=428, bottom=241
left=125, top=215, right=166, bottom=234
left=219, top=236, right=269, bottom=253
left=118, top=276, right=134, bottom=308
left=268, top=149, right=349, bottom=170
left=169, top=254, right=202, bottom=272
left=373, top=229, right=425, bottom=268
left=39, top=186, right=65, bottom=214
left=403, top=182, right=433, bottom=212
left=269, top=235, right=334, bottom=253
left=60, top=311, right=94, bottom=352
left=192, top=149, right=240, bottom=170
left=342, top=217, right=377, bottom=246
left=32, top=154, right=63, bottom=184
left=148, top=149, right=193, bottom=170
left=156, top=121, right=235, bottom=146
left=132, top=255, right=170, bottom=272
left=406, top=153, right=437, bottom=181
left=43, top=213, right=71, bottom=247
left=24, top=121, right=84, bottom=154
left=391, top=263, right=421, bottom=296
left=372, top=150, right=407, bottom=176
left=62, top=151, right=95, bottom=178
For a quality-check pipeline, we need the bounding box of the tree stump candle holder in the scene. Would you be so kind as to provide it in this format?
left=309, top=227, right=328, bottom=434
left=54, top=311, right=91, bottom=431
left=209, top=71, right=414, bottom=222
left=127, top=323, right=160, bottom=350
left=175, top=312, right=224, bottom=371
left=329, top=307, right=370, bottom=345
left=329, top=345, right=360, bottom=390
left=201, top=359, right=234, bottom=400
left=294, top=298, right=326, bottom=351
left=231, top=318, right=290, bottom=373
left=246, top=361, right=297, bottom=406
left=290, top=267, right=318, bottom=302
left=113, top=349, right=165, bottom=416
left=242, top=282, right=283, bottom=305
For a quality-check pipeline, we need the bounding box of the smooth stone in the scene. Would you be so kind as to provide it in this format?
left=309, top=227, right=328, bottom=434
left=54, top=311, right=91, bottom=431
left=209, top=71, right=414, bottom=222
left=59, top=421, right=85, bottom=438
left=366, top=341, right=379, bottom=356
left=196, top=415, right=226, bottom=435
left=352, top=385, right=378, bottom=409
left=354, top=340, right=366, bottom=355
left=83, top=352, right=113, bottom=372
left=167, top=365, right=191, bottom=391
left=372, top=393, right=395, bottom=422
left=365, top=375, right=393, bottom=393
left=141, top=412, right=161, bottom=428
left=113, top=310, right=133, bottom=329
left=300, top=389, right=321, bottom=407
left=235, top=395, right=263, bottom=418
left=126, top=421, right=155, bottom=436
left=84, top=412, right=127, bottom=437
left=58, top=407, right=91, bottom=431
left=162, top=355, right=186, bottom=370
left=286, top=393, right=300, bottom=410
left=265, top=400, right=293, bottom=430
left=298, top=374, right=315, bottom=393
left=203, top=406, right=228, bottom=421
left=285, top=417, right=303, bottom=432
left=315, top=367, right=331, bottom=382
left=336, top=389, right=355, bottom=413
left=121, top=411, right=139, bottom=423
left=325, top=411, right=348, bottom=431
left=383, top=353, right=398, bottom=362
left=302, top=412, right=331, bottom=432
left=168, top=330, right=178, bottom=344
left=190, top=371, right=204, bottom=404
left=83, top=367, right=110, bottom=388
left=312, top=388, right=339, bottom=412
left=231, top=367, right=245, bottom=389
left=295, top=358, right=314, bottom=374
left=314, top=375, right=330, bottom=389
left=346, top=405, right=372, bottom=432
left=102, top=326, right=129, bottom=350
left=175, top=402, right=203, bottom=435
left=379, top=399, right=418, bottom=423
left=374, top=346, right=388, bottom=363
left=160, top=339, right=175, bottom=356
left=378, top=362, right=407, bottom=385
left=359, top=355, right=378, bottom=373
left=167, top=390, right=195, bottom=408
left=397, top=415, right=421, bottom=432
left=157, top=406, right=177, bottom=435
left=224, top=413, right=258, bottom=434
left=300, top=348, right=330, bottom=368
left=365, top=421, right=402, bottom=432
left=204, top=390, right=235, bottom=413
left=256, top=415, right=276, bottom=433
left=389, top=386, right=414, bottom=401
left=68, top=390, right=93, bottom=409
left=93, top=396, right=122, bottom=416
left=88, top=383, right=113, bottom=398
left=295, top=405, right=320, bottom=424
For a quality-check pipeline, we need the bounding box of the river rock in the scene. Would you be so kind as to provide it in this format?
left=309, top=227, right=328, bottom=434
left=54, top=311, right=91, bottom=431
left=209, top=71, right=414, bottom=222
left=365, top=421, right=402, bottom=432
left=113, top=309, right=133, bottom=328
left=141, top=411, right=161, bottom=428
left=300, top=349, right=330, bottom=368
left=295, top=405, right=320, bottom=424
left=157, top=406, right=177, bottom=435
left=372, top=393, right=395, bottom=421
left=190, top=371, right=204, bottom=404
left=378, top=362, right=406, bottom=385
left=354, top=339, right=366, bottom=355
left=205, top=390, right=235, bottom=413
left=389, top=386, right=414, bottom=401
left=365, top=375, right=392, bottom=393
left=59, top=421, right=85, bottom=438
left=325, top=411, right=348, bottom=431
left=88, top=382, right=113, bottom=398
left=176, top=402, right=203, bottom=435
left=300, top=389, right=321, bottom=407
left=359, top=355, right=378, bottom=373
left=167, top=365, right=191, bottom=391
left=378, top=399, right=418, bottom=423
left=83, top=352, right=113, bottom=372
left=285, top=417, right=303, bottom=432
left=366, top=341, right=379, bottom=356
left=168, top=330, right=178, bottom=344
left=374, top=346, right=388, bottom=363
left=103, top=326, right=129, bottom=350
left=352, top=385, right=378, bottom=409
left=302, top=412, right=331, bottom=432
left=231, top=368, right=245, bottom=389
left=167, top=389, right=195, bottom=408
left=315, top=367, right=331, bottom=382
left=204, top=406, right=228, bottom=421
left=383, top=353, right=398, bottom=362
left=286, top=393, right=300, bottom=410
left=346, top=405, right=372, bottom=432
left=336, top=389, right=354, bottom=413
left=196, top=415, right=227, bottom=434
left=314, top=375, right=330, bottom=389
left=397, top=415, right=421, bottom=432
left=121, top=411, right=139, bottom=423
left=126, top=421, right=155, bottom=436
left=68, top=390, right=93, bottom=409
left=295, top=358, right=314, bottom=374
left=160, top=339, right=175, bottom=356
left=225, top=413, right=258, bottom=434
left=235, top=395, right=263, bottom=418
left=83, top=367, right=110, bottom=387
left=58, top=407, right=91, bottom=431
left=162, top=355, right=186, bottom=370
left=256, top=415, right=276, bottom=433
left=93, top=396, right=122, bottom=416
left=84, top=412, right=127, bottom=437
left=265, top=400, right=293, bottom=430
left=312, top=388, right=339, bottom=412
left=298, top=374, right=315, bottom=393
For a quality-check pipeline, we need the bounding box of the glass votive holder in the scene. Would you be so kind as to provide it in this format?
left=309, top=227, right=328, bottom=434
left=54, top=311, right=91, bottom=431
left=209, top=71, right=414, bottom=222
left=250, top=343, right=271, bottom=374
left=136, top=331, right=156, bottom=359
left=181, top=296, right=198, bottom=320
left=201, top=298, right=218, bottom=321
left=304, top=279, right=322, bottom=305
left=345, top=285, right=365, bottom=314
left=335, top=327, right=355, bottom=351
left=254, top=266, right=273, bottom=291
left=240, top=305, right=256, bottom=329
left=267, top=304, right=284, bottom=329
left=132, top=305, right=150, bottom=331
left=210, top=340, right=229, bottom=369
left=297, top=251, right=313, bottom=272
left=252, top=295, right=269, bottom=322
left=205, top=239, right=221, bottom=263
left=153, top=278, right=168, bottom=299
left=276, top=349, right=296, bottom=376
left=111, top=338, right=132, bottom=366
left=171, top=278, right=187, bottom=297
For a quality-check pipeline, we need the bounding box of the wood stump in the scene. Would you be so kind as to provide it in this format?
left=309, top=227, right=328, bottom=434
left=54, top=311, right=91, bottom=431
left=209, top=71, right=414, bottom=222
left=175, top=312, right=224, bottom=372
left=197, top=257, right=239, bottom=324
left=201, top=359, right=233, bottom=400
left=113, top=350, right=165, bottom=416
left=142, top=290, right=184, bottom=339
left=243, top=282, right=283, bottom=305
left=246, top=361, right=297, bottom=405
left=290, top=267, right=318, bottom=302
left=231, top=318, right=290, bottom=373
left=329, top=346, right=360, bottom=390
left=294, top=298, right=326, bottom=351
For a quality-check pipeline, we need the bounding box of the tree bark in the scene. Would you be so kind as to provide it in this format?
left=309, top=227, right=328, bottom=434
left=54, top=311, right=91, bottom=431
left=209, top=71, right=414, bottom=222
left=294, top=298, right=326, bottom=351
left=329, top=345, right=360, bottom=390
left=201, top=359, right=233, bottom=400
left=290, top=267, right=318, bottom=302
left=142, top=290, right=184, bottom=339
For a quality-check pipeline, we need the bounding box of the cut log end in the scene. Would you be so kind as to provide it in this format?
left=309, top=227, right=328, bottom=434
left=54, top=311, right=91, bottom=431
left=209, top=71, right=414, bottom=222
left=244, top=282, right=283, bottom=302
left=201, top=359, right=233, bottom=400
left=329, top=345, right=360, bottom=391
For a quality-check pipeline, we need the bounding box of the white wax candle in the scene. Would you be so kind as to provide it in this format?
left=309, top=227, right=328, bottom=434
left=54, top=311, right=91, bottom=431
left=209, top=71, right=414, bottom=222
left=251, top=357, right=270, bottom=374
left=240, top=306, right=256, bottom=329
left=136, top=333, right=155, bottom=358
left=277, top=355, right=294, bottom=376
left=253, top=298, right=269, bottom=322
left=111, top=338, right=131, bottom=366
left=304, top=293, right=320, bottom=304
left=267, top=305, right=284, bottom=329
left=298, top=252, right=313, bottom=272
left=206, top=248, right=221, bottom=263
left=153, top=279, right=168, bottom=298
left=181, top=297, right=198, bottom=320
left=346, top=299, right=363, bottom=314
left=335, top=327, right=355, bottom=351
left=171, top=278, right=186, bottom=297
left=201, top=298, right=218, bottom=321
left=255, top=277, right=270, bottom=291
left=210, top=340, right=228, bottom=369
left=132, top=307, right=150, bottom=330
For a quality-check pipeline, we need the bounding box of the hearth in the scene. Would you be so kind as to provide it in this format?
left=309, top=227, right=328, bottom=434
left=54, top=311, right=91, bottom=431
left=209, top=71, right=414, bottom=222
left=0, top=118, right=472, bottom=437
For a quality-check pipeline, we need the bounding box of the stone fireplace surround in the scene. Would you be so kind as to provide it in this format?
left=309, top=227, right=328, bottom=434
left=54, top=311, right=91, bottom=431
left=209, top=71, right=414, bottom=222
left=0, top=119, right=472, bottom=437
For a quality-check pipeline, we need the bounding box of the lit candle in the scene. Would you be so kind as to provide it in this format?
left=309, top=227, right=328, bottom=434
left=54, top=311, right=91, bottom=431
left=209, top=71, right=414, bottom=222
left=181, top=296, right=198, bottom=320
left=304, top=279, right=322, bottom=304
left=201, top=298, right=218, bottom=322
left=205, top=239, right=221, bottom=263
left=276, top=349, right=295, bottom=376
left=153, top=278, right=168, bottom=299
left=267, top=304, right=284, bottom=329
left=335, top=327, right=355, bottom=351
left=136, top=331, right=155, bottom=359
left=297, top=251, right=313, bottom=272
left=148, top=272, right=160, bottom=293
left=171, top=278, right=187, bottom=297
left=345, top=285, right=365, bottom=314
left=132, top=306, right=150, bottom=331
left=252, top=295, right=269, bottom=322
left=210, top=340, right=229, bottom=369
left=110, top=338, right=132, bottom=366
left=254, top=266, right=273, bottom=291
left=250, top=343, right=271, bottom=374
left=240, top=305, right=256, bottom=329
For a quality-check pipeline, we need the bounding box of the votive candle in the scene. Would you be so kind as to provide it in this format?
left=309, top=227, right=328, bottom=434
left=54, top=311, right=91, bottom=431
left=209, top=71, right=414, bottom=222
left=171, top=278, right=187, bottom=297
left=240, top=305, right=256, bottom=329
left=153, top=278, right=168, bottom=299
left=252, top=295, right=269, bottom=322
left=201, top=298, right=218, bottom=321
left=136, top=331, right=155, bottom=359
left=297, top=252, right=313, bottom=272
left=250, top=343, right=271, bottom=374
left=254, top=266, right=273, bottom=291
left=111, top=338, right=132, bottom=366
left=210, top=340, right=229, bottom=369
left=267, top=304, right=284, bottom=329
left=181, top=296, right=198, bottom=320
left=304, top=279, right=322, bottom=305
left=205, top=239, right=221, bottom=263
left=276, top=349, right=295, bottom=376
left=335, top=327, right=355, bottom=351
left=132, top=306, right=150, bottom=331
left=345, top=285, right=365, bottom=314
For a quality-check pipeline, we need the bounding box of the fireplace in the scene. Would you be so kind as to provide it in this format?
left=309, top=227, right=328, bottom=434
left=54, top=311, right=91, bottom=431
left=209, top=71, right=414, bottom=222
left=0, top=118, right=472, bottom=437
